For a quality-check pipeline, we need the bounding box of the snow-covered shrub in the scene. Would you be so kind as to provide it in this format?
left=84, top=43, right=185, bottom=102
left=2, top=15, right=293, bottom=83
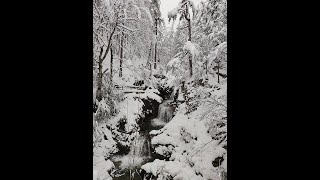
left=94, top=98, right=111, bottom=123
left=141, top=159, right=204, bottom=180
left=93, top=120, right=119, bottom=180
left=183, top=41, right=200, bottom=59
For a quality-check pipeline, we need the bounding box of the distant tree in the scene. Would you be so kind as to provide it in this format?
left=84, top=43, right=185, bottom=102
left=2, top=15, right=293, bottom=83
left=193, top=0, right=227, bottom=81
left=168, top=0, right=196, bottom=77
left=93, top=0, right=120, bottom=101
left=149, top=0, right=164, bottom=69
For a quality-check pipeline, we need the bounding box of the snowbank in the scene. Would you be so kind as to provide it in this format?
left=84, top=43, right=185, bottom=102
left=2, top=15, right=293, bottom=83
left=93, top=157, right=114, bottom=180
left=141, top=87, right=163, bottom=103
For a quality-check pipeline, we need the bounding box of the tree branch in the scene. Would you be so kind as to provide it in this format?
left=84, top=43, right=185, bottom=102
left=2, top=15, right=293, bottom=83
left=102, top=23, right=117, bottom=61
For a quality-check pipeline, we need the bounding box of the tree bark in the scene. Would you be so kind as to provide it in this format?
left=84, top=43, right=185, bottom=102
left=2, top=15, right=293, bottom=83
left=154, top=42, right=157, bottom=69
left=119, top=32, right=123, bottom=77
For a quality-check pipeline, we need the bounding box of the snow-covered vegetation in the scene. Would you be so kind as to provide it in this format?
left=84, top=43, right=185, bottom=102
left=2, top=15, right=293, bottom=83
left=93, top=0, right=227, bottom=179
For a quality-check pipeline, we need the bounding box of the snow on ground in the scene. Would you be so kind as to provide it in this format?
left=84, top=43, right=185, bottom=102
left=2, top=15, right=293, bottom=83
left=141, top=159, right=205, bottom=180
left=146, top=105, right=226, bottom=179
left=143, top=79, right=227, bottom=180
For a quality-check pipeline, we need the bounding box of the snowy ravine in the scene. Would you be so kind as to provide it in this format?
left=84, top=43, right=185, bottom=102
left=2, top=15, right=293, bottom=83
left=94, top=77, right=227, bottom=180
left=93, top=0, right=227, bottom=179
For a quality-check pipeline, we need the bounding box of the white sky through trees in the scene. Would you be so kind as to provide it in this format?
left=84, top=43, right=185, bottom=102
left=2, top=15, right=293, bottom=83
left=160, top=0, right=203, bottom=29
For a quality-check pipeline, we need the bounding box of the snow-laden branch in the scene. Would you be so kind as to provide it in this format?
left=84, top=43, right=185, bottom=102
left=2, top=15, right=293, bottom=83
left=93, top=30, right=106, bottom=47
left=183, top=41, right=199, bottom=58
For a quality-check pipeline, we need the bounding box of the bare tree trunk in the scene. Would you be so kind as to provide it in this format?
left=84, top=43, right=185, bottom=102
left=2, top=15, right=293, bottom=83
left=217, top=62, right=220, bottom=84
left=186, top=4, right=193, bottom=77
left=154, top=42, right=157, bottom=69
left=148, top=43, right=153, bottom=78
left=119, top=32, right=123, bottom=77
left=110, top=46, right=113, bottom=83
left=205, top=60, right=208, bottom=75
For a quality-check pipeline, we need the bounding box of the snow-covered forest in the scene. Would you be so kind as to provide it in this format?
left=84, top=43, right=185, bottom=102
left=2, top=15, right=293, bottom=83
left=93, top=0, right=227, bottom=179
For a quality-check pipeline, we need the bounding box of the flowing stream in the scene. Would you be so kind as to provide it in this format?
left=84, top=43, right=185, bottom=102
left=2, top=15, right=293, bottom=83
left=111, top=99, right=174, bottom=179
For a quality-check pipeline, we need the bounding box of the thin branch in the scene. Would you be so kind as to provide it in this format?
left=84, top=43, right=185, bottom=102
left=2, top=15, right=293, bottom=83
left=102, top=68, right=108, bottom=75
left=177, top=25, right=188, bottom=30
left=191, top=139, right=215, bottom=157
left=118, top=24, right=137, bottom=32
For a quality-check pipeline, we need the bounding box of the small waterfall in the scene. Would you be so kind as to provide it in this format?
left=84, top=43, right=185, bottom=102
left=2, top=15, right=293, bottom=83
left=130, top=133, right=150, bottom=157
left=112, top=133, right=151, bottom=170
left=157, top=100, right=174, bottom=123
